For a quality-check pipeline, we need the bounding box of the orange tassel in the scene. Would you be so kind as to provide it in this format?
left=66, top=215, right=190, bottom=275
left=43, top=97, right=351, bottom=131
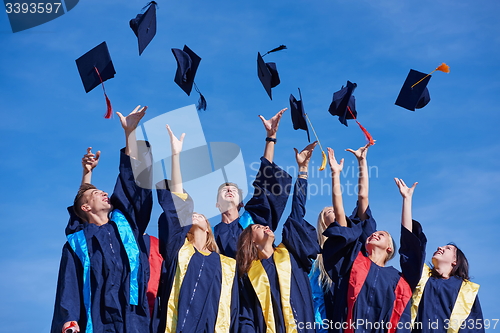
left=435, top=63, right=450, bottom=73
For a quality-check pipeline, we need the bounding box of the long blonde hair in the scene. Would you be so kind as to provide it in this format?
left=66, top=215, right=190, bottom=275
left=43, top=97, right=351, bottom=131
left=187, top=212, right=219, bottom=253
left=313, top=208, right=333, bottom=290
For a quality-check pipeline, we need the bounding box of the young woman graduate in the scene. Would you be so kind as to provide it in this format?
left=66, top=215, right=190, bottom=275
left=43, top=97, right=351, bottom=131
left=322, top=147, right=417, bottom=333
left=51, top=106, right=154, bottom=333
left=309, top=144, right=371, bottom=333
left=237, top=141, right=321, bottom=333
left=395, top=178, right=485, bottom=333
left=150, top=125, right=238, bottom=333
left=214, top=108, right=292, bottom=259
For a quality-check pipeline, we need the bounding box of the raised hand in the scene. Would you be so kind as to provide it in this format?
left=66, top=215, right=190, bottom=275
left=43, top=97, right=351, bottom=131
left=166, top=124, right=185, bottom=155
left=294, top=141, right=318, bottom=168
left=259, top=108, right=287, bottom=138
left=394, top=178, right=418, bottom=199
left=82, top=147, right=100, bottom=173
left=116, top=105, right=147, bottom=133
left=345, top=142, right=370, bottom=161
left=327, top=147, right=344, bottom=174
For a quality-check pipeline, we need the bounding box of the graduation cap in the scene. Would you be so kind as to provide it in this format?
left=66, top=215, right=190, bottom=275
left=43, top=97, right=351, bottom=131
left=257, top=45, right=286, bottom=100
left=290, top=88, right=328, bottom=170
left=172, top=45, right=206, bottom=111
left=328, top=81, right=375, bottom=146
left=395, top=63, right=450, bottom=111
left=75, top=41, right=115, bottom=118
left=130, top=1, right=157, bottom=55
left=289, top=88, right=310, bottom=142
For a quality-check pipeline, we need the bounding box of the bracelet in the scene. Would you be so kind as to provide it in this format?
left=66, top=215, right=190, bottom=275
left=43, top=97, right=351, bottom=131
left=265, top=137, right=277, bottom=143
left=298, top=171, right=308, bottom=176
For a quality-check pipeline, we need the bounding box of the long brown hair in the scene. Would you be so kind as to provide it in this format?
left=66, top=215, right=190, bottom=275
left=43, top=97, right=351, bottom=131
left=430, top=243, right=470, bottom=280
left=187, top=212, right=219, bottom=253
left=236, top=225, right=259, bottom=276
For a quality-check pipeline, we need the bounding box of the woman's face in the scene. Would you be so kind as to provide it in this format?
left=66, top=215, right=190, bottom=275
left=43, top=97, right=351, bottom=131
left=322, top=206, right=336, bottom=227
left=251, top=224, right=274, bottom=246
left=432, top=244, right=457, bottom=267
left=366, top=231, right=392, bottom=253
left=191, top=213, right=209, bottom=231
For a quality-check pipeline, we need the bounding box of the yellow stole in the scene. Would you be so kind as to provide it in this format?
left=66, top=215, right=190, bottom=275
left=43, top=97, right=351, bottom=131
left=247, top=243, right=297, bottom=333
left=215, top=255, right=237, bottom=333
left=410, top=264, right=480, bottom=333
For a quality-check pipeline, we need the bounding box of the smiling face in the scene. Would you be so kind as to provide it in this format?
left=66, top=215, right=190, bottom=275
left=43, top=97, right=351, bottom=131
left=322, top=206, right=336, bottom=227
left=80, top=188, right=112, bottom=216
left=191, top=213, right=209, bottom=231
left=366, top=230, right=394, bottom=261
left=251, top=224, right=274, bottom=246
left=432, top=244, right=457, bottom=268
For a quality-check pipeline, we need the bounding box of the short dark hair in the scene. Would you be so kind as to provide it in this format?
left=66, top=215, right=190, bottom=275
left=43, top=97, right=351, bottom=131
left=217, top=182, right=243, bottom=205
left=73, top=183, right=97, bottom=222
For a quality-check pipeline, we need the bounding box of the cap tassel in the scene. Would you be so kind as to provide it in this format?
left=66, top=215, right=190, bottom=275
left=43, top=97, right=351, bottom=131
left=194, top=82, right=206, bottom=111
left=303, top=112, right=328, bottom=171
left=348, top=106, right=375, bottom=146
left=263, top=45, right=287, bottom=57
left=94, top=66, right=113, bottom=119
left=411, top=62, right=450, bottom=88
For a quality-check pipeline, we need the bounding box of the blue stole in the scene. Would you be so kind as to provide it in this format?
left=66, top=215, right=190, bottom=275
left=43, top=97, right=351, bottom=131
left=67, top=209, right=140, bottom=333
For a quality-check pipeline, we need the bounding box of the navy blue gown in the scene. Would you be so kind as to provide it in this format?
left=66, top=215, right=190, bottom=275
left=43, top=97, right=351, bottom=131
left=51, top=148, right=153, bottom=333
left=151, top=184, right=238, bottom=333
left=214, top=157, right=292, bottom=258
left=322, top=206, right=416, bottom=333
left=399, top=220, right=484, bottom=333
left=238, top=178, right=320, bottom=333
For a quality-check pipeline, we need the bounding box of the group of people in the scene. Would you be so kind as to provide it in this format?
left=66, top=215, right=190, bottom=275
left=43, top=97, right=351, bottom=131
left=51, top=106, right=484, bottom=333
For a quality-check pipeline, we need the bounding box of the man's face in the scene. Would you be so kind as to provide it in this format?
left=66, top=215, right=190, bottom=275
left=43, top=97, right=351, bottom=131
left=217, top=185, right=241, bottom=207
left=81, top=188, right=112, bottom=214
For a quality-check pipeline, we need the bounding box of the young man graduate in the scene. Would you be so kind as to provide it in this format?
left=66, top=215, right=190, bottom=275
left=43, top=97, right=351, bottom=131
left=213, top=108, right=293, bottom=259
left=51, top=106, right=153, bottom=333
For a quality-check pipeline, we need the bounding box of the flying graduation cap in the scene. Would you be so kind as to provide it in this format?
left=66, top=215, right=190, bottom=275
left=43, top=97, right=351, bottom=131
left=129, top=1, right=157, bottom=55
left=257, top=45, right=286, bottom=100
left=75, top=41, right=116, bottom=119
left=172, top=45, right=207, bottom=111
left=290, top=88, right=328, bottom=170
left=329, top=81, right=375, bottom=146
left=395, top=63, right=450, bottom=111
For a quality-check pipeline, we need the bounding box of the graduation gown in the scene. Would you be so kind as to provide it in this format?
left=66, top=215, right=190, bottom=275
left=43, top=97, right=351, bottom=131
left=214, top=157, right=292, bottom=258
left=238, top=178, right=320, bottom=333
left=322, top=206, right=415, bottom=333
left=152, top=186, right=238, bottom=333
left=400, top=221, right=484, bottom=333
left=51, top=148, right=153, bottom=333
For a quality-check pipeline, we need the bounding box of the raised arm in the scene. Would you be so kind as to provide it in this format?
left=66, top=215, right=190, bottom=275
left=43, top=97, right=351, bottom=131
left=346, top=143, right=370, bottom=221
left=394, top=178, right=418, bottom=232
left=328, top=148, right=346, bottom=226
left=258, top=108, right=286, bottom=163
left=166, top=124, right=185, bottom=193
left=116, top=105, right=147, bottom=159
left=81, top=147, right=100, bottom=185
left=289, top=141, right=317, bottom=221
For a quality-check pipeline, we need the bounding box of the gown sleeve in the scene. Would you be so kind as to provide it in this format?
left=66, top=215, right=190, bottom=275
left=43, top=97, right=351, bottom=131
left=50, top=243, right=86, bottom=333
left=244, top=157, right=292, bottom=231
left=399, top=219, right=427, bottom=291
left=110, top=147, right=153, bottom=236
left=281, top=178, right=320, bottom=273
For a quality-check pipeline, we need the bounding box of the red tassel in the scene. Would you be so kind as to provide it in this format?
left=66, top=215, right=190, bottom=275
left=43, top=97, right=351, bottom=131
left=356, top=120, right=375, bottom=146
left=94, top=66, right=113, bottom=119
left=104, top=93, right=112, bottom=119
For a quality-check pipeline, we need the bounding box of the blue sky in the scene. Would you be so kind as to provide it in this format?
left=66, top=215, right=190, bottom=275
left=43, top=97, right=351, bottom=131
left=1, top=0, right=499, bottom=331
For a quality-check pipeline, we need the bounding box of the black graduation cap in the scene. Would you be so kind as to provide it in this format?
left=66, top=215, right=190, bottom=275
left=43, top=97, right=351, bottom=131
left=75, top=41, right=115, bottom=118
left=289, top=88, right=310, bottom=142
left=172, top=45, right=206, bottom=110
left=257, top=45, right=286, bottom=100
left=328, top=81, right=357, bottom=127
left=130, top=2, right=157, bottom=56
left=395, top=69, right=431, bottom=111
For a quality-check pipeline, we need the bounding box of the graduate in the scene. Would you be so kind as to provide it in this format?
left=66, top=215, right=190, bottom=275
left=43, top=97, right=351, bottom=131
left=237, top=141, right=320, bottom=333
left=322, top=146, right=415, bottom=333
left=151, top=125, right=238, bottom=333
left=51, top=106, right=154, bottom=333
left=214, top=108, right=292, bottom=259
left=395, top=178, right=484, bottom=333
